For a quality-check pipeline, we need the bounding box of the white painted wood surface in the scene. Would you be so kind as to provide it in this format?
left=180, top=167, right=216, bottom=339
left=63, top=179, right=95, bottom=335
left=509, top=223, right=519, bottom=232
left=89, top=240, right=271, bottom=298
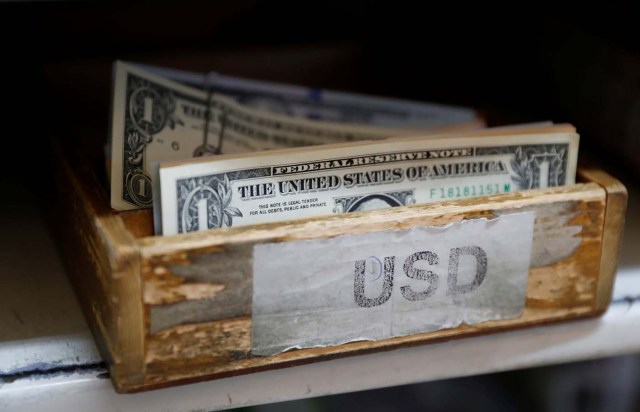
left=0, top=180, right=101, bottom=376
left=0, top=178, right=638, bottom=412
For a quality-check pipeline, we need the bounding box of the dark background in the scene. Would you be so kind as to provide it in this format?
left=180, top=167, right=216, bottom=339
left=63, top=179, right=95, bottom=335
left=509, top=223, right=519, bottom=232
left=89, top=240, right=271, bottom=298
left=1, top=2, right=639, bottom=411
left=2, top=1, right=640, bottom=187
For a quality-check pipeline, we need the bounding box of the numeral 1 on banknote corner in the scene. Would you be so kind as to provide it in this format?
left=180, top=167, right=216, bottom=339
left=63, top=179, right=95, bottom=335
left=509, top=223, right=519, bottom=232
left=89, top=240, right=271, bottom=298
left=530, top=153, right=562, bottom=188
left=538, top=158, right=550, bottom=188
left=143, top=97, right=154, bottom=123
left=126, top=172, right=153, bottom=206
left=197, top=198, right=208, bottom=232
left=354, top=246, right=488, bottom=308
left=137, top=177, right=147, bottom=197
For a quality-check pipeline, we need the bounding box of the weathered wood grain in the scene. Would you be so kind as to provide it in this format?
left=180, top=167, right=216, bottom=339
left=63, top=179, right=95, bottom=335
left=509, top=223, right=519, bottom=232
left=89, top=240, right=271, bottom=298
left=145, top=244, right=253, bottom=334
left=143, top=307, right=596, bottom=387
left=119, top=209, right=154, bottom=239
left=137, top=182, right=608, bottom=390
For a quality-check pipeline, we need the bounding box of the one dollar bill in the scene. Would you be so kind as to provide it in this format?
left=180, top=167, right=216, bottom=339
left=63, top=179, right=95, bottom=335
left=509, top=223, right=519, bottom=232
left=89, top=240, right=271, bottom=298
left=157, top=125, right=579, bottom=235
left=110, top=61, right=482, bottom=211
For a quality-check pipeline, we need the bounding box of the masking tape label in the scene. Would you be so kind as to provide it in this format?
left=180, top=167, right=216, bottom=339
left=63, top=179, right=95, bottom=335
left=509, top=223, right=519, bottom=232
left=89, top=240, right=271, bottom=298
left=252, top=212, right=534, bottom=356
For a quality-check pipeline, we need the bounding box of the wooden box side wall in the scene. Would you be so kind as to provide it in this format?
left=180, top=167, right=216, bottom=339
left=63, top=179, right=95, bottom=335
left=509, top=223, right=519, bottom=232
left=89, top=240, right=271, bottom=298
left=578, top=168, right=628, bottom=310
left=51, top=142, right=145, bottom=390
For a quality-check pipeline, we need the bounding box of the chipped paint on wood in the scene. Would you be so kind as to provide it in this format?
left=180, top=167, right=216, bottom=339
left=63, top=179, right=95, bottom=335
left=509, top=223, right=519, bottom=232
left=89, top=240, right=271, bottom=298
left=146, top=245, right=253, bottom=334
left=143, top=266, right=226, bottom=305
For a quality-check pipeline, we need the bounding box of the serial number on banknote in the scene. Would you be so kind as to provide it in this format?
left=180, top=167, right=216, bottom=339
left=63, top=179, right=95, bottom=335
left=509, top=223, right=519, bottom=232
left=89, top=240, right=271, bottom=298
left=430, top=183, right=513, bottom=200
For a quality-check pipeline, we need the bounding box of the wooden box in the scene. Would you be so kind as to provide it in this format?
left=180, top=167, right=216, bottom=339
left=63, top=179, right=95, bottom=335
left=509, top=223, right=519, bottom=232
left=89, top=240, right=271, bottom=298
left=50, top=140, right=627, bottom=393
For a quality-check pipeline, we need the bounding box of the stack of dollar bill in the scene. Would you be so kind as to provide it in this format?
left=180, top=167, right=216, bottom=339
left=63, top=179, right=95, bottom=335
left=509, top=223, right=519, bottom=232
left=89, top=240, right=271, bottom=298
left=108, top=61, right=579, bottom=235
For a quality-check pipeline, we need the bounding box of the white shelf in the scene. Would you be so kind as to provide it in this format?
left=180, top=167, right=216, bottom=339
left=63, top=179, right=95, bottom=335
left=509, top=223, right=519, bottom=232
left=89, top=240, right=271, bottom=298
left=1, top=179, right=639, bottom=412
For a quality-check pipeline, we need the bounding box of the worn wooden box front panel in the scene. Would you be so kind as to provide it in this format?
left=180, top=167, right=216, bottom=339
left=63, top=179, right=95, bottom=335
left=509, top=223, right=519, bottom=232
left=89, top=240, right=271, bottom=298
left=138, top=183, right=610, bottom=388
left=52, top=141, right=626, bottom=392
